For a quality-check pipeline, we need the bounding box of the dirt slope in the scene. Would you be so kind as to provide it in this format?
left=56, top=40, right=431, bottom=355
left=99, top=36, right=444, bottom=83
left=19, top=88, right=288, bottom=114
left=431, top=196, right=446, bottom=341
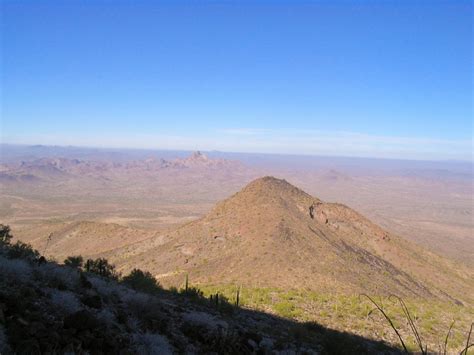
left=14, top=221, right=156, bottom=261
left=119, top=177, right=473, bottom=304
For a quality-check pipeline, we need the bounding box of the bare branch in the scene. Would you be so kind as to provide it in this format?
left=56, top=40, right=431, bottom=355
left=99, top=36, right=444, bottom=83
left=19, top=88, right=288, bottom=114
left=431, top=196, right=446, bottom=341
left=460, top=322, right=473, bottom=355
left=360, top=294, right=408, bottom=353
left=389, top=295, right=426, bottom=355
left=443, top=320, right=455, bottom=355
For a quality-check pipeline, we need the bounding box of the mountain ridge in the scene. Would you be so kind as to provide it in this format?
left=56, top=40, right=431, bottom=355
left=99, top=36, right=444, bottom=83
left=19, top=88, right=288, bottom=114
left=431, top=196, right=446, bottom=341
left=116, top=176, right=473, bottom=304
left=0, top=151, right=245, bottom=184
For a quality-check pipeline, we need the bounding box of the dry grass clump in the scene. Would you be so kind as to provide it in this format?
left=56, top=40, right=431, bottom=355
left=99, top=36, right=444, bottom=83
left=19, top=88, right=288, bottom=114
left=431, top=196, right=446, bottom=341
left=362, top=294, right=473, bottom=355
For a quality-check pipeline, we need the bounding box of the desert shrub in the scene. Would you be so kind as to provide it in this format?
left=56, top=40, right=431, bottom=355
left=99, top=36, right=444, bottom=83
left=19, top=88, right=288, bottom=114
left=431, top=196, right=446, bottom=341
left=321, top=330, right=369, bottom=355
left=208, top=293, right=235, bottom=314
left=96, top=308, right=117, bottom=327
left=49, top=289, right=82, bottom=314
left=88, top=275, right=127, bottom=301
left=36, top=262, right=80, bottom=290
left=211, top=331, right=246, bottom=353
left=180, top=286, right=204, bottom=299
left=0, top=324, right=10, bottom=354
left=289, top=321, right=326, bottom=343
left=0, top=224, right=12, bottom=245
left=0, top=256, right=32, bottom=283
left=131, top=332, right=173, bottom=355
left=84, top=258, right=119, bottom=280
left=64, top=255, right=83, bottom=269
left=126, top=316, right=141, bottom=331
left=181, top=310, right=236, bottom=349
left=218, top=298, right=235, bottom=315
left=122, top=268, right=161, bottom=294
left=6, top=241, right=40, bottom=261
left=121, top=291, right=167, bottom=327
left=121, top=290, right=153, bottom=317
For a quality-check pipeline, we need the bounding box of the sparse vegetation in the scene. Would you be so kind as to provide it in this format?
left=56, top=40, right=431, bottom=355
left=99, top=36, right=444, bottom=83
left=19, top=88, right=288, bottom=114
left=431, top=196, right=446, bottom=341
left=122, top=268, right=161, bottom=294
left=84, top=257, right=119, bottom=280
left=0, top=224, right=40, bottom=261
left=235, top=285, right=241, bottom=307
left=197, top=283, right=474, bottom=353
left=0, top=224, right=13, bottom=245
left=1, top=222, right=472, bottom=353
left=64, top=255, right=84, bottom=268
left=274, top=300, right=303, bottom=318
left=362, top=294, right=474, bottom=354
left=2, top=224, right=403, bottom=354
left=5, top=240, right=40, bottom=261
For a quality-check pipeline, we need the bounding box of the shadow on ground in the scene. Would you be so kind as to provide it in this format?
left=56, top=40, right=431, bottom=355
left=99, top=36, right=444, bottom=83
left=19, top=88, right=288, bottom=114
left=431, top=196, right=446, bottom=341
left=0, top=231, right=402, bottom=354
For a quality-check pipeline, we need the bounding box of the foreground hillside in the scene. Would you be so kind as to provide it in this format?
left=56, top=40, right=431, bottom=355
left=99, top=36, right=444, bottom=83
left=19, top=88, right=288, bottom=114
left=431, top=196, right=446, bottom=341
left=1, top=227, right=473, bottom=354
left=0, top=228, right=401, bottom=354
left=117, top=177, right=473, bottom=305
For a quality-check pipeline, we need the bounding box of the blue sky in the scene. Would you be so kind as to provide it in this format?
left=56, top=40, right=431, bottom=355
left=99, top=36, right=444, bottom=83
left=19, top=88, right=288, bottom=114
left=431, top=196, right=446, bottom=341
left=1, top=1, right=472, bottom=160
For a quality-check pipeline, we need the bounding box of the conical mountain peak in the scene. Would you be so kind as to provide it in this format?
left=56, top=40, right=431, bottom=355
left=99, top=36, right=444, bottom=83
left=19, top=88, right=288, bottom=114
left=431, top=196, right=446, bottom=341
left=120, top=177, right=472, bottom=304
left=244, top=176, right=297, bottom=191
left=206, top=176, right=321, bottom=223
left=233, top=176, right=318, bottom=204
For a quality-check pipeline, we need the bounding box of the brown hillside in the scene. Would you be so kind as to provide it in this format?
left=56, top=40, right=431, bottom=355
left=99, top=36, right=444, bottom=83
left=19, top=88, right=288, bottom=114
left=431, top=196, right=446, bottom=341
left=14, top=221, right=156, bottom=261
left=120, top=177, right=473, bottom=304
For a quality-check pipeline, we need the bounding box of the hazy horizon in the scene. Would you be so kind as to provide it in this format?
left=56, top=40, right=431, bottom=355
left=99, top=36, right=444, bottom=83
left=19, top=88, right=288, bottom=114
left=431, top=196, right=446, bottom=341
left=1, top=142, right=473, bottom=164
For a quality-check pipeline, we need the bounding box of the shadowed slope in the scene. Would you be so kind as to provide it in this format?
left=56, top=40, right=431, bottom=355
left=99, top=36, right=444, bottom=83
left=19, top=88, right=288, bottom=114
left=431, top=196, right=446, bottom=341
left=0, top=230, right=403, bottom=354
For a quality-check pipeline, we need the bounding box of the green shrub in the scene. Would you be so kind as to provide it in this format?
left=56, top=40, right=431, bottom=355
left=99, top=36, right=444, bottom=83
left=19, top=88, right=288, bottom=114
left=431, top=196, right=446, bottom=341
left=7, top=241, right=40, bottom=261
left=122, top=268, right=161, bottom=294
left=274, top=301, right=302, bottom=319
left=181, top=286, right=204, bottom=299
left=214, top=294, right=235, bottom=314
left=64, top=255, right=83, bottom=269
left=0, top=224, right=13, bottom=245
left=0, top=225, right=39, bottom=261
left=84, top=258, right=119, bottom=280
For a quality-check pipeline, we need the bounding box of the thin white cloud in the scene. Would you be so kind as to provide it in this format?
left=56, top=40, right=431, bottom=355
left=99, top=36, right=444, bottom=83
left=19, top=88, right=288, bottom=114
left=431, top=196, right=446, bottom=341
left=213, top=128, right=472, bottom=160
left=217, top=128, right=270, bottom=135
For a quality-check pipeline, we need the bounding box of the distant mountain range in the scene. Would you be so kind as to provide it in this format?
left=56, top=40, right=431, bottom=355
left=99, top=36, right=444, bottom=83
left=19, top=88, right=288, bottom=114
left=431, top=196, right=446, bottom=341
left=0, top=151, right=245, bottom=184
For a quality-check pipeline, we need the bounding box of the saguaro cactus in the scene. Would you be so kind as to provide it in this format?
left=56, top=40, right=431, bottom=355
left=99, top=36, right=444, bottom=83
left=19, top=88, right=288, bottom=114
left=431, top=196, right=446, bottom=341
left=235, top=285, right=241, bottom=307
